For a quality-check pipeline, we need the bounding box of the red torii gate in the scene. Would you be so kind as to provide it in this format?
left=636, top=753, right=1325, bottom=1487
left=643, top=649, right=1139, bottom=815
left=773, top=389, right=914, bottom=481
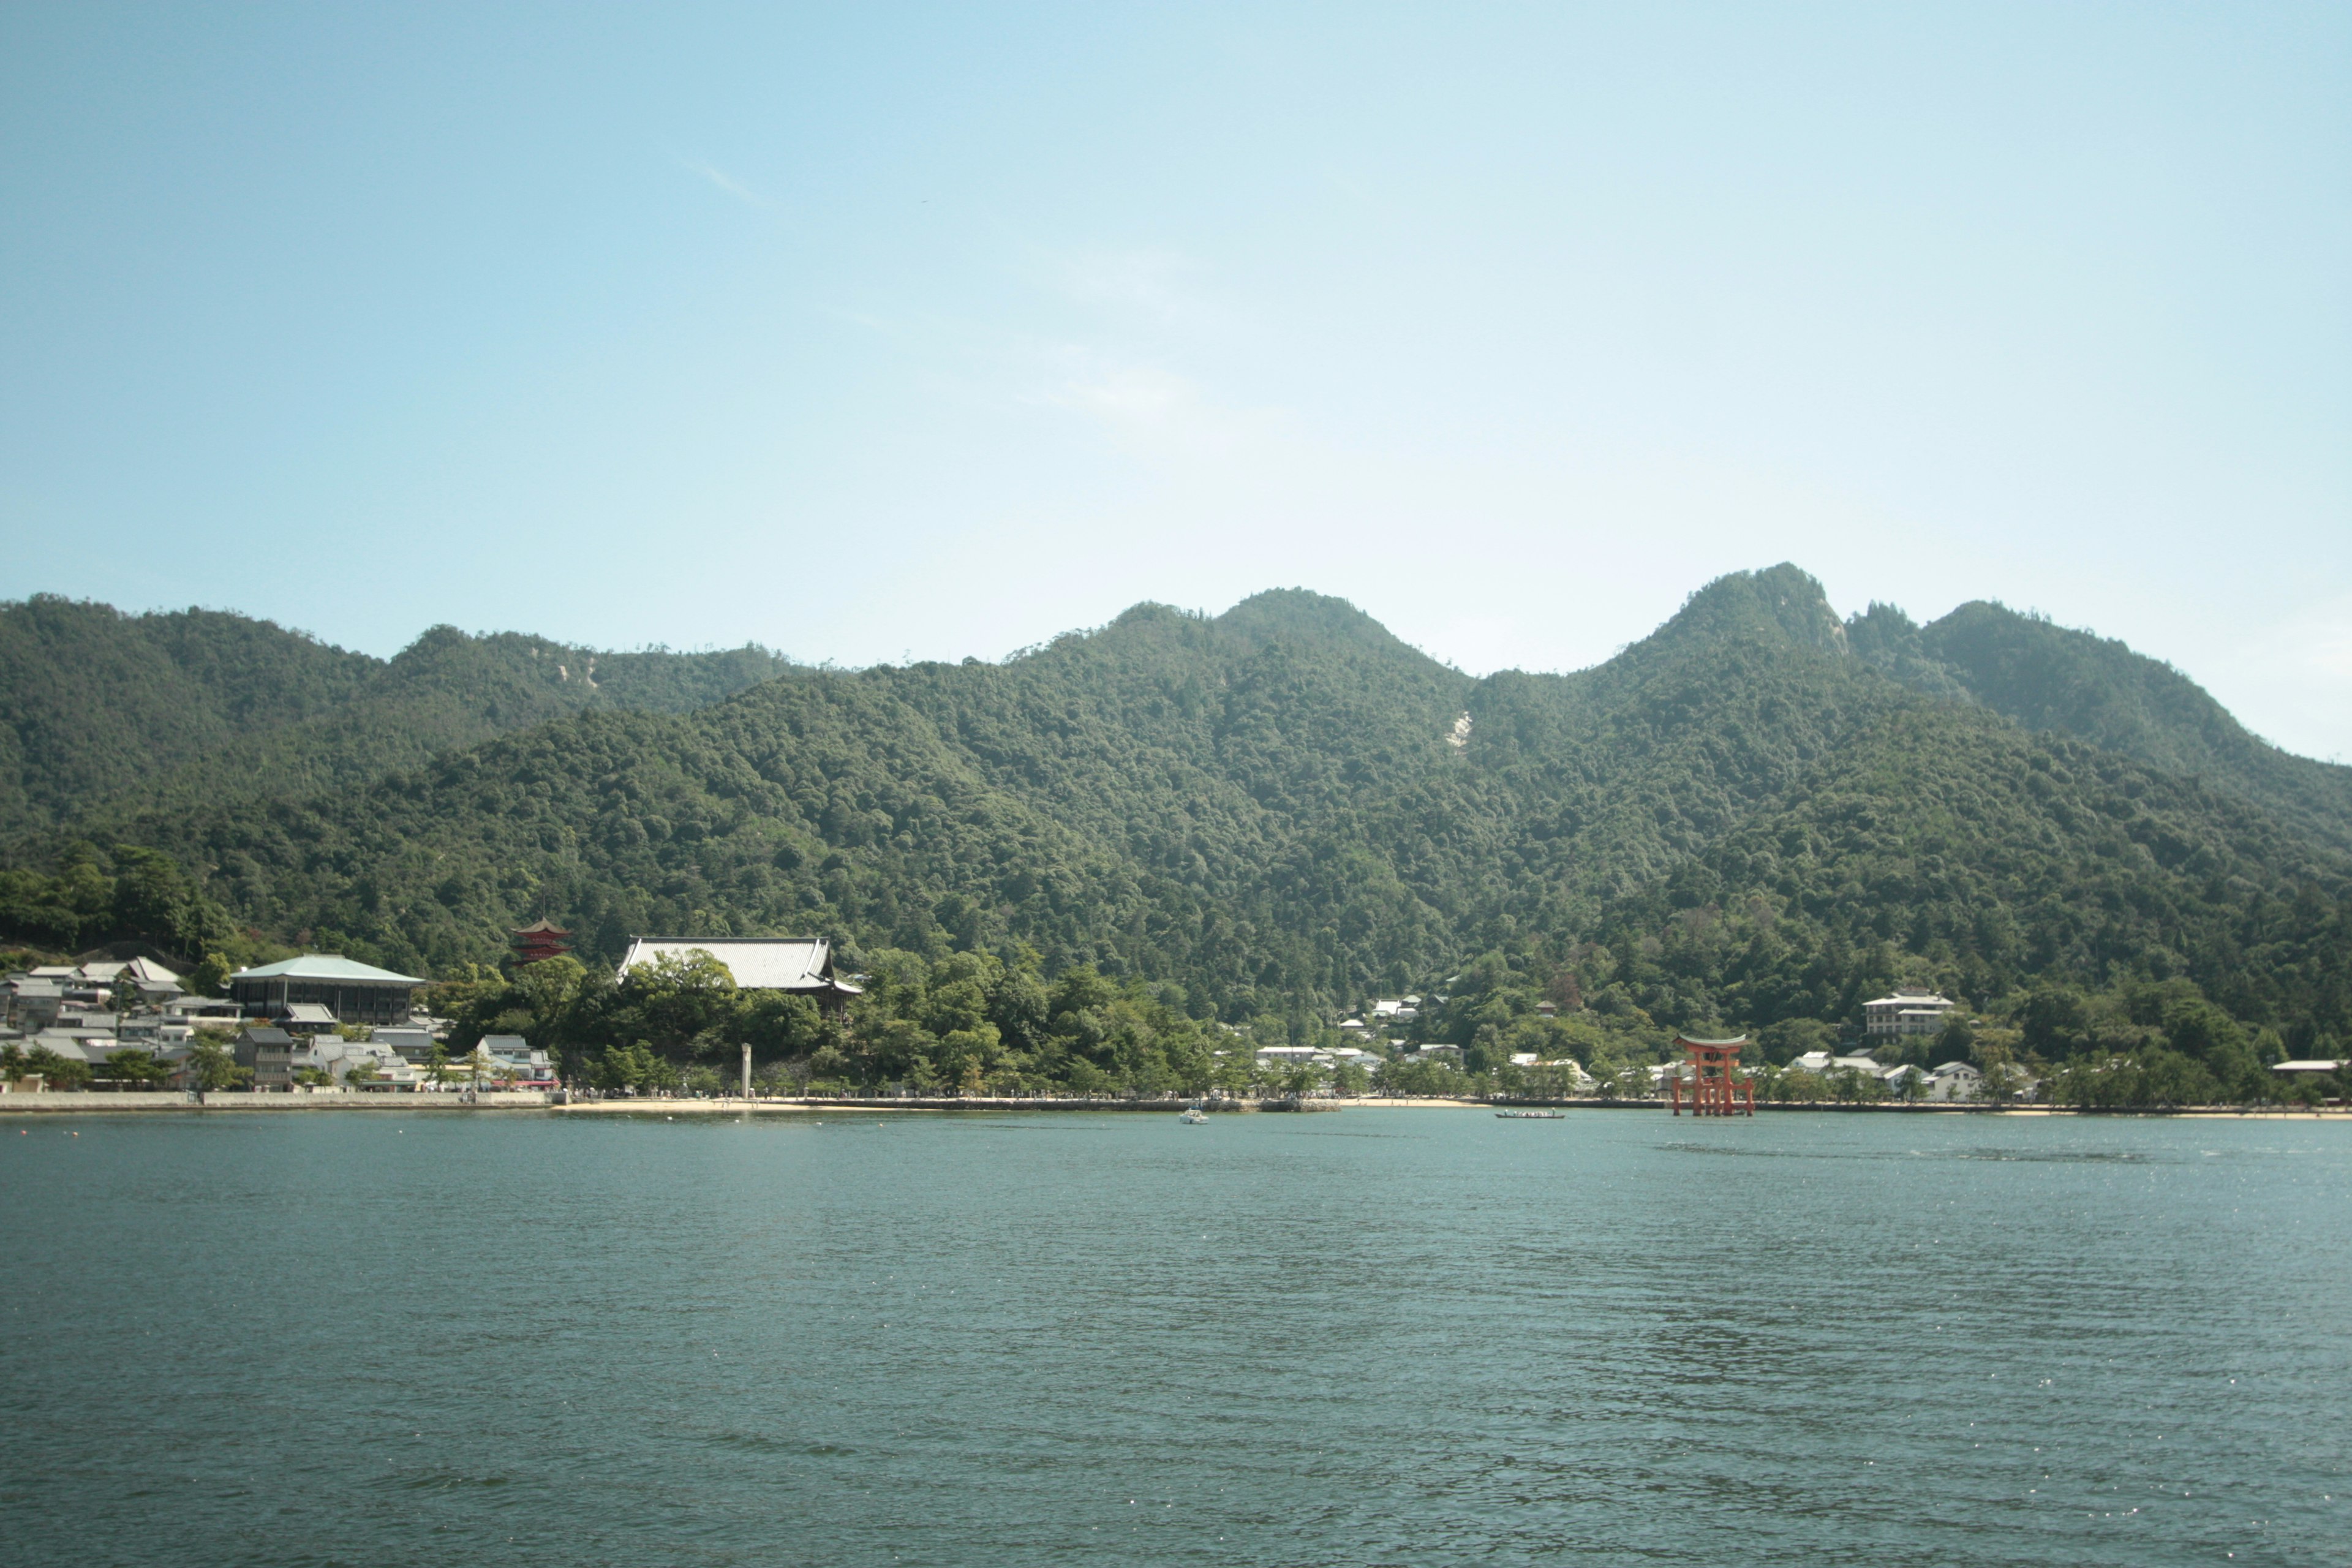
left=1668, top=1033, right=1754, bottom=1117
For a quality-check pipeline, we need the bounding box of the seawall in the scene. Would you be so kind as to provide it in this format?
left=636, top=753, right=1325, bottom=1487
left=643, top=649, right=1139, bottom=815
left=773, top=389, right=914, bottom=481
left=0, top=1090, right=552, bottom=1112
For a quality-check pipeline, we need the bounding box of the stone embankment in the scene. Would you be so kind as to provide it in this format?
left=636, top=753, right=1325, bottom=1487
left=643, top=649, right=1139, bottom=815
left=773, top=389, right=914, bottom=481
left=0, top=1090, right=552, bottom=1112
left=554, top=1095, right=1220, bottom=1114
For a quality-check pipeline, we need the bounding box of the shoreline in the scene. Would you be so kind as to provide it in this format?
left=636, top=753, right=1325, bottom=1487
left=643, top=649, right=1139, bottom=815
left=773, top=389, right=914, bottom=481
left=2, top=1090, right=2343, bottom=1119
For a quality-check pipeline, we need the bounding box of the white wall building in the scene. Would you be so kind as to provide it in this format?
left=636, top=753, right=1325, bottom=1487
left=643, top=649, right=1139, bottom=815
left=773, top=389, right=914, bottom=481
left=1926, top=1061, right=1983, bottom=1101
left=1863, top=989, right=1956, bottom=1039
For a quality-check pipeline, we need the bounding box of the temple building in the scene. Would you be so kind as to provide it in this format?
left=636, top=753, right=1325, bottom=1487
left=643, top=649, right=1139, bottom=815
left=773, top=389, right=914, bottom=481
left=616, top=937, right=862, bottom=1011
left=226, top=954, right=426, bottom=1026
left=511, top=919, right=573, bottom=966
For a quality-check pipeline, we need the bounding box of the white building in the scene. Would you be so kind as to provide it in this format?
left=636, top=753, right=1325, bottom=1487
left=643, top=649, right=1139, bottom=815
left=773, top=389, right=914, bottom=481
left=475, top=1034, right=556, bottom=1085
left=1511, top=1055, right=1594, bottom=1091
left=1863, top=989, right=1956, bottom=1039
left=1926, top=1061, right=1983, bottom=1101
left=308, top=1037, right=423, bottom=1088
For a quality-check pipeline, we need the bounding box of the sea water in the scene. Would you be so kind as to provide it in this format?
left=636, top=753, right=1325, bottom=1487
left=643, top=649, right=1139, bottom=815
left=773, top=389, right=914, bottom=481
left=1, top=1107, right=2345, bottom=1566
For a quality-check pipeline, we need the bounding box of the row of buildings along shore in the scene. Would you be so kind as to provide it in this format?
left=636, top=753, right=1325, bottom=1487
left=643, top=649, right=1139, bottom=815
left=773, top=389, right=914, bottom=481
left=13, top=948, right=2340, bottom=1099
left=1, top=930, right=861, bottom=1094
left=0, top=952, right=556, bottom=1093
left=1300, top=985, right=1990, bottom=1099
left=0, top=960, right=2010, bottom=1101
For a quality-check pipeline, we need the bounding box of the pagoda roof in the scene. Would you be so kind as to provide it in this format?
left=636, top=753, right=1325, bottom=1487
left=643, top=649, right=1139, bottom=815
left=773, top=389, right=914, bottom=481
left=513, top=919, right=572, bottom=936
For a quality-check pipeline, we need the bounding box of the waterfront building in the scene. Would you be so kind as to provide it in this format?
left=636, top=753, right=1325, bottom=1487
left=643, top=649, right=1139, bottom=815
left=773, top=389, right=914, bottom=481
left=616, top=937, right=862, bottom=1011
left=476, top=1033, right=555, bottom=1085
left=1927, top=1061, right=1983, bottom=1101
left=371, top=1026, right=437, bottom=1063
left=307, top=1036, right=421, bottom=1088
left=226, top=955, right=426, bottom=1026
left=233, top=1026, right=304, bottom=1090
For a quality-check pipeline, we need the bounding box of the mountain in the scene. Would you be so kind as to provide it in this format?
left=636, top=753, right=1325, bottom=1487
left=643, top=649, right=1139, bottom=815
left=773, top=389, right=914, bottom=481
left=1852, top=599, right=2352, bottom=854
left=13, top=567, right=2344, bottom=1062
left=0, top=596, right=796, bottom=841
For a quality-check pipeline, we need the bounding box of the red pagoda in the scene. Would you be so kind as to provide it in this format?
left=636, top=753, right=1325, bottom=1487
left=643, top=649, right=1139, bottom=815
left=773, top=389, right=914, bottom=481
left=1668, top=1033, right=1755, bottom=1117
left=511, top=919, right=573, bottom=967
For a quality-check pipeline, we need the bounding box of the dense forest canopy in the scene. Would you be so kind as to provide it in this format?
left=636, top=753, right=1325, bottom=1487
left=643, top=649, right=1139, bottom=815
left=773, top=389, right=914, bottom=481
left=0, top=594, right=794, bottom=840
left=3, top=566, right=2345, bottom=1096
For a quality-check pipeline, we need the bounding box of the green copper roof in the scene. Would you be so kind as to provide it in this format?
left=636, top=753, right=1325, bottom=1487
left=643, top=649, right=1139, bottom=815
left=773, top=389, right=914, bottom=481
left=227, top=954, right=426, bottom=986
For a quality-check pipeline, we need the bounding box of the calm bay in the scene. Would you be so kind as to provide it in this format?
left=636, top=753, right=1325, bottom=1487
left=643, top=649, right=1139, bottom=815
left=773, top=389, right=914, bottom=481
left=2, top=1107, right=2346, bottom=1566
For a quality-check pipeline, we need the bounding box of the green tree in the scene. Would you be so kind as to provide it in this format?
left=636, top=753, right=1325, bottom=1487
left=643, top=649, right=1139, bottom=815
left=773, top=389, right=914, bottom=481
left=187, top=952, right=233, bottom=998
left=99, top=1047, right=171, bottom=1087
left=185, top=1036, right=250, bottom=1091
left=23, top=1045, right=90, bottom=1090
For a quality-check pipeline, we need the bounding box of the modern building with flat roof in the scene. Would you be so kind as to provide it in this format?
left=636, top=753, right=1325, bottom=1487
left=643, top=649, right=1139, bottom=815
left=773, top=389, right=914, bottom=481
left=1863, top=988, right=1956, bottom=1039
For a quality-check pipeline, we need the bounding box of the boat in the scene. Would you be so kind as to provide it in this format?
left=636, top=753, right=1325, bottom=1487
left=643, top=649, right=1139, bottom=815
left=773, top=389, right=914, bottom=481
left=1494, top=1109, right=1566, bottom=1119
left=1180, top=1107, right=1210, bottom=1124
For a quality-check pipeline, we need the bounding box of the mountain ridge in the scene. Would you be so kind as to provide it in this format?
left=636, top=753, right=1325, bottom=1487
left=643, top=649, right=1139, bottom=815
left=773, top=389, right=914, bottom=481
left=0, top=595, right=799, bottom=842
left=2, top=567, right=2344, bottom=1057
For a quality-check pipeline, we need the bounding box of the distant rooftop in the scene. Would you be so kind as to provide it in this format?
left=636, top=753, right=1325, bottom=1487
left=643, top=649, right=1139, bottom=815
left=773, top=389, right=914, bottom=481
left=618, top=938, right=860, bottom=995
left=228, top=955, right=425, bottom=986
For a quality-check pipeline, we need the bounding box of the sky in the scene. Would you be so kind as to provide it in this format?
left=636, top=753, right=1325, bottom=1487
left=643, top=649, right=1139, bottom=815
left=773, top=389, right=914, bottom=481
left=3, top=3, right=2347, bottom=758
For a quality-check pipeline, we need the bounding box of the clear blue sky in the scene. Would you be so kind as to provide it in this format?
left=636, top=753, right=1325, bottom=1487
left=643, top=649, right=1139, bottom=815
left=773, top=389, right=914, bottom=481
left=4, top=3, right=2347, bottom=757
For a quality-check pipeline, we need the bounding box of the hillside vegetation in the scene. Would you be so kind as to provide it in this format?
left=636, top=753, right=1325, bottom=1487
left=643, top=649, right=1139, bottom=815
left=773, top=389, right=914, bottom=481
left=1852, top=599, right=2352, bottom=853
left=4, top=567, right=2346, bottom=1094
left=0, top=595, right=796, bottom=840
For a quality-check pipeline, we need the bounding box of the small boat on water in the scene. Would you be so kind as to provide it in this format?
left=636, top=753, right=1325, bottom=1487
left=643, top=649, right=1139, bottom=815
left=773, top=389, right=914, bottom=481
left=1180, top=1107, right=1210, bottom=1124
left=1494, top=1109, right=1566, bottom=1119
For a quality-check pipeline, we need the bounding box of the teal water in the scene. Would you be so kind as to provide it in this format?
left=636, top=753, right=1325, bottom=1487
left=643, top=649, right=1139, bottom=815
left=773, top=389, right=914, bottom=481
left=2, top=1108, right=2346, bottom=1566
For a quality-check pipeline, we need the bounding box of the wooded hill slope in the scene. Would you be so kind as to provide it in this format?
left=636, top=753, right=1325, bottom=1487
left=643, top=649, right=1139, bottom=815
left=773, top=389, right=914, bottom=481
left=0, top=595, right=794, bottom=840
left=10, top=566, right=2345, bottom=1050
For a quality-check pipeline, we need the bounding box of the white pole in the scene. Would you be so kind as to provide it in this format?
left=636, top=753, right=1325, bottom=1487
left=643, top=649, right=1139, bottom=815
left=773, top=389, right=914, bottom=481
left=741, top=1042, right=752, bottom=1100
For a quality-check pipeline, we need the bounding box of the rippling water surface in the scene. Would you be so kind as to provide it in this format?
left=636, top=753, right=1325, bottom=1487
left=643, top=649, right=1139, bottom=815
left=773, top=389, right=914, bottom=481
left=3, top=1107, right=2346, bottom=1566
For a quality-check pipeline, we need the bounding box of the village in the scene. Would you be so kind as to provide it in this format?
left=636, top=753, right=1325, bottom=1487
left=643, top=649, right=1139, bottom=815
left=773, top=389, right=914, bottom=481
left=2, top=929, right=2037, bottom=1107
left=0, top=952, right=552, bottom=1096
left=9, top=928, right=2345, bottom=1108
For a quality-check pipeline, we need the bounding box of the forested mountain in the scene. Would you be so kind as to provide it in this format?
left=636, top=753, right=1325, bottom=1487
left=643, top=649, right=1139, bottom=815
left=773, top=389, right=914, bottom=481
left=9, top=567, right=2345, bottom=1080
left=1851, top=599, right=2352, bottom=854
left=0, top=595, right=795, bottom=840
